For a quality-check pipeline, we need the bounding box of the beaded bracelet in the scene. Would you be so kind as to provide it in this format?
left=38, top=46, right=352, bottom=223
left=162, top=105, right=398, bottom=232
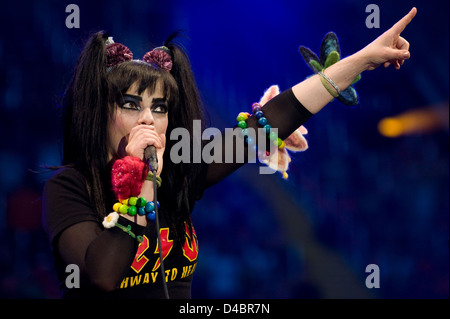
left=112, top=197, right=160, bottom=221
left=236, top=103, right=285, bottom=154
left=102, top=212, right=144, bottom=243
left=145, top=171, right=162, bottom=188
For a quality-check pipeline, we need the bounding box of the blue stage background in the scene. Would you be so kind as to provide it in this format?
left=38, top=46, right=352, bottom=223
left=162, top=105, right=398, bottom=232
left=0, top=0, right=448, bottom=298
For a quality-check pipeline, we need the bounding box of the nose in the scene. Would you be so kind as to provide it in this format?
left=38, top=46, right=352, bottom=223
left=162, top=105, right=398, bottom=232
left=138, top=107, right=154, bottom=126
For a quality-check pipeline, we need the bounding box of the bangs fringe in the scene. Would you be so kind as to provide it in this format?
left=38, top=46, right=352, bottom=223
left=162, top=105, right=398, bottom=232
left=107, top=61, right=179, bottom=108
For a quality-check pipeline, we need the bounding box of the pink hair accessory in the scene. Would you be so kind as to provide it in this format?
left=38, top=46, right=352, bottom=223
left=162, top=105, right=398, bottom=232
left=105, top=36, right=172, bottom=72
left=106, top=43, right=133, bottom=68
left=257, top=85, right=309, bottom=179
left=143, top=47, right=173, bottom=71
left=111, top=156, right=149, bottom=201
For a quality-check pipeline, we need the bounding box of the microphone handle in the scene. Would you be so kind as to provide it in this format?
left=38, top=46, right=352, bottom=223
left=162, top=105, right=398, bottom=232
left=144, top=146, right=158, bottom=172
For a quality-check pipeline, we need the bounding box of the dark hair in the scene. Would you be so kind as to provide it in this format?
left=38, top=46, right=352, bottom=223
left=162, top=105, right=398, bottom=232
left=62, top=30, right=206, bottom=242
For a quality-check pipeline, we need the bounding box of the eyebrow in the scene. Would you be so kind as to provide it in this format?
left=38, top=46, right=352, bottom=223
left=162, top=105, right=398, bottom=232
left=123, top=94, right=142, bottom=101
left=123, top=94, right=167, bottom=104
left=152, top=98, right=167, bottom=104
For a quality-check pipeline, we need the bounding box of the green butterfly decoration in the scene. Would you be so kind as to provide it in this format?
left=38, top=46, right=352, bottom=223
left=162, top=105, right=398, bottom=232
left=299, top=32, right=361, bottom=107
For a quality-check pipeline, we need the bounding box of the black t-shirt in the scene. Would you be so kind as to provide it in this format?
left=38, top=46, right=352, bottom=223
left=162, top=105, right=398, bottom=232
left=43, top=167, right=199, bottom=299
left=42, top=88, right=312, bottom=298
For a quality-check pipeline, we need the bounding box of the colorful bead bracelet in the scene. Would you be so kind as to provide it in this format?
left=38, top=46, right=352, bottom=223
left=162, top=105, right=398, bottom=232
left=113, top=197, right=160, bottom=221
left=236, top=103, right=285, bottom=154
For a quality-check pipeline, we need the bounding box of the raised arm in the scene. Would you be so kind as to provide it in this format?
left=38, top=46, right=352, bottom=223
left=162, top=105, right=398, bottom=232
left=203, top=7, right=417, bottom=187
left=293, top=7, right=417, bottom=114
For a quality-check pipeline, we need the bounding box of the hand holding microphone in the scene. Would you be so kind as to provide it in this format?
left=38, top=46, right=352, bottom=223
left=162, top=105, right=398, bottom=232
left=125, top=125, right=165, bottom=176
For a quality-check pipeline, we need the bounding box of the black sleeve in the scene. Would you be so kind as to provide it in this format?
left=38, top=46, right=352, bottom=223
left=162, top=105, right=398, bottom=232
left=42, top=168, right=145, bottom=292
left=203, top=88, right=313, bottom=187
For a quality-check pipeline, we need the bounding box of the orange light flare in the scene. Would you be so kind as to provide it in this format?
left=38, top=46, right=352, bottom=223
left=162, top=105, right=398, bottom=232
left=378, top=102, right=449, bottom=138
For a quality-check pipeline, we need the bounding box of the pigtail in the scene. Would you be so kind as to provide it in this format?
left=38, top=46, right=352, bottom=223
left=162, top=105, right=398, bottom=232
left=62, top=30, right=111, bottom=218
left=164, top=34, right=206, bottom=131
left=161, top=34, right=207, bottom=242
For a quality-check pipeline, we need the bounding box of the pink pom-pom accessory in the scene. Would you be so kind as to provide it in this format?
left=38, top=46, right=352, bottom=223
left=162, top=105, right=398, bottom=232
left=105, top=37, right=172, bottom=72
left=106, top=43, right=133, bottom=68
left=143, top=48, right=173, bottom=71
left=256, top=85, right=309, bottom=179
left=111, top=156, right=149, bottom=201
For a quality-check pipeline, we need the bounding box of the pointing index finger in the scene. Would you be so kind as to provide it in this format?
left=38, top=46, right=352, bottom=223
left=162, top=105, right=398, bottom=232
left=391, top=7, right=417, bottom=35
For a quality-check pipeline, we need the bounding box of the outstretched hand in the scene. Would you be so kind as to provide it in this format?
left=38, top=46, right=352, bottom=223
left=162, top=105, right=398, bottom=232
left=361, top=7, right=417, bottom=71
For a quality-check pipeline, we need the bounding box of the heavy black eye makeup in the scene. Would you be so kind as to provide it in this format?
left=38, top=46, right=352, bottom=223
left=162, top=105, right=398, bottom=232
left=119, top=94, right=168, bottom=114
left=119, top=94, right=142, bottom=111
left=151, top=98, right=169, bottom=114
